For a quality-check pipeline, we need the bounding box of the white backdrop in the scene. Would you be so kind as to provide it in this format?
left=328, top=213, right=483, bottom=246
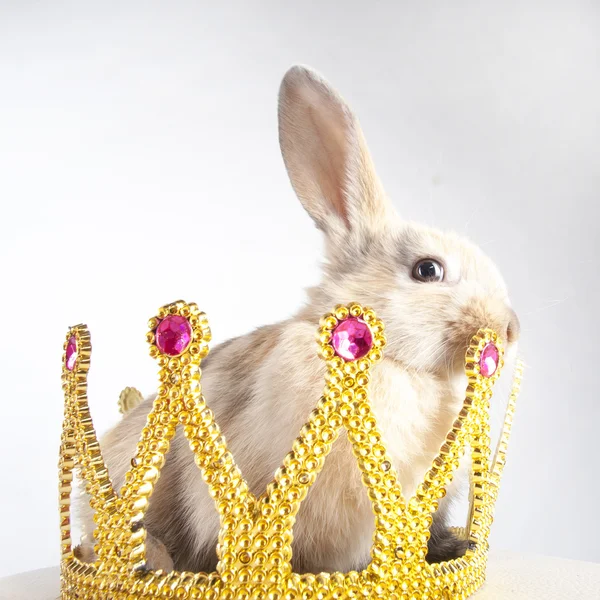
left=1, top=1, right=599, bottom=577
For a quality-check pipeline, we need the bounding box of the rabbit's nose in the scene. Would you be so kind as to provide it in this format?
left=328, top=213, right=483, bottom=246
left=506, top=308, right=520, bottom=343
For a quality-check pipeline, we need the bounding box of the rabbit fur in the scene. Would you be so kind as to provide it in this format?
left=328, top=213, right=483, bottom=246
left=76, top=65, right=520, bottom=574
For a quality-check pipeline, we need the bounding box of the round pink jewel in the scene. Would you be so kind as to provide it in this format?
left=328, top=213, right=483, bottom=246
left=331, top=317, right=373, bottom=361
left=479, top=342, right=499, bottom=378
left=65, top=335, right=77, bottom=371
left=155, top=315, right=192, bottom=356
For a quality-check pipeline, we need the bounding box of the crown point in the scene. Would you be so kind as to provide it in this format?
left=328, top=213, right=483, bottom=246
left=155, top=315, right=192, bottom=357
left=479, top=342, right=499, bottom=378
left=331, top=317, right=373, bottom=361
left=65, top=335, right=77, bottom=370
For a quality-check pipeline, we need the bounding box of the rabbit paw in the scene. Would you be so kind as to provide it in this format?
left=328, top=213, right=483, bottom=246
left=426, top=522, right=468, bottom=563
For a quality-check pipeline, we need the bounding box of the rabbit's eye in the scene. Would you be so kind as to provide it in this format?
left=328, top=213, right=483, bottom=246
left=412, top=259, right=444, bottom=282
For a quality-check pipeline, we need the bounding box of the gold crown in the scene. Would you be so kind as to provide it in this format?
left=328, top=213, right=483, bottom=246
left=59, top=300, right=522, bottom=600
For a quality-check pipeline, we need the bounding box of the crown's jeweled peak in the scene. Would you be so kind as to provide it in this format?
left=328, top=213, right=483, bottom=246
left=59, top=300, right=522, bottom=600
left=479, top=342, right=500, bottom=378
left=331, top=316, right=373, bottom=361
left=155, top=314, right=193, bottom=356
left=65, top=335, right=77, bottom=371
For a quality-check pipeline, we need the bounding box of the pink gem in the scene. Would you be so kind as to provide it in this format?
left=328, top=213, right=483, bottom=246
left=155, top=315, right=192, bottom=356
left=331, top=317, right=373, bottom=361
left=65, top=335, right=77, bottom=371
left=479, top=343, right=499, bottom=378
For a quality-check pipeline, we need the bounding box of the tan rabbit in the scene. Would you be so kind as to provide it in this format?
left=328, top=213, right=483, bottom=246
left=76, top=65, right=520, bottom=573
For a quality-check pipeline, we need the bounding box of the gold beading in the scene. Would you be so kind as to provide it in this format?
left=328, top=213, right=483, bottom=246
left=59, top=300, right=522, bottom=599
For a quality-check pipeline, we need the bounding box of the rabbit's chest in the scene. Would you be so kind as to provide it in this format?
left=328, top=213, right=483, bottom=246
left=325, top=361, right=462, bottom=500
left=291, top=363, right=461, bottom=570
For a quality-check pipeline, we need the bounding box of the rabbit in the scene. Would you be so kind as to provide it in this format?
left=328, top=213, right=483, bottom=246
left=75, top=65, right=520, bottom=574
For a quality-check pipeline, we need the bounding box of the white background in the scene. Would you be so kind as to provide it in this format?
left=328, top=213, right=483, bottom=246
left=1, top=1, right=599, bottom=577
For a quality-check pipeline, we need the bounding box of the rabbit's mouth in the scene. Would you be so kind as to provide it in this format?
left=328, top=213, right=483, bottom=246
left=447, top=298, right=520, bottom=350
left=441, top=304, right=520, bottom=376
left=424, top=333, right=517, bottom=380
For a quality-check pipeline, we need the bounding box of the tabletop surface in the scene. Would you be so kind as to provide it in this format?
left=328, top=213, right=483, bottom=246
left=1, top=551, right=599, bottom=600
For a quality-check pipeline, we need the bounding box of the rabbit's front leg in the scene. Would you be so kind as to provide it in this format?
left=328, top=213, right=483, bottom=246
left=426, top=516, right=468, bottom=563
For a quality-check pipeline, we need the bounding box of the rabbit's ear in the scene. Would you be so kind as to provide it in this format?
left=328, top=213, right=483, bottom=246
left=278, top=66, right=393, bottom=237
